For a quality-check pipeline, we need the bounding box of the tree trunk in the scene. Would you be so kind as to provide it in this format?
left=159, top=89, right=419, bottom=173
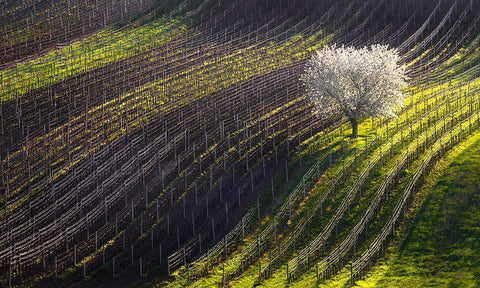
left=350, top=118, right=358, bottom=138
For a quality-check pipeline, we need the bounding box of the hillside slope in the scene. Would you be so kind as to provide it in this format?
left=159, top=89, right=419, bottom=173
left=355, top=131, right=480, bottom=288
left=0, top=0, right=479, bottom=287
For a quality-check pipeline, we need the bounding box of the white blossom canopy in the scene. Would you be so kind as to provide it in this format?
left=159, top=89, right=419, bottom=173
left=301, top=44, right=408, bottom=127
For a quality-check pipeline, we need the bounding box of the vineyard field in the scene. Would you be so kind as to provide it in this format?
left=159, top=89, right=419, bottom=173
left=1, top=0, right=479, bottom=287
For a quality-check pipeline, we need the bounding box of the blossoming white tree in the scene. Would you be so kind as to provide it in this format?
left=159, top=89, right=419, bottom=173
left=301, top=44, right=407, bottom=138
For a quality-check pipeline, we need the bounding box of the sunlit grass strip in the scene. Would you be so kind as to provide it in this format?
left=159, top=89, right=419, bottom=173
left=0, top=17, right=184, bottom=102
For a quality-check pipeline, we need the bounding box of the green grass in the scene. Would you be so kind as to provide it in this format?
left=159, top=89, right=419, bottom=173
left=0, top=17, right=184, bottom=102
left=342, top=131, right=480, bottom=288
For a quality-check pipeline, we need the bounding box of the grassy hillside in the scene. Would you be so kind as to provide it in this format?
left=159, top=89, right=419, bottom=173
left=1, top=1, right=479, bottom=287
left=301, top=131, right=480, bottom=288
left=354, top=131, right=480, bottom=288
